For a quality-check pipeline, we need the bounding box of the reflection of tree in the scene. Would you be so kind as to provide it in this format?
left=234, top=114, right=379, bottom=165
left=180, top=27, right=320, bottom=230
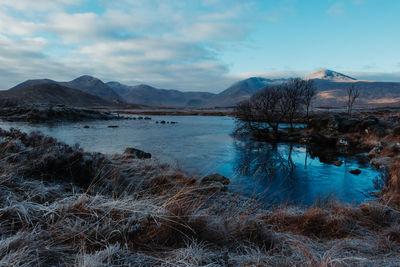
left=233, top=140, right=295, bottom=178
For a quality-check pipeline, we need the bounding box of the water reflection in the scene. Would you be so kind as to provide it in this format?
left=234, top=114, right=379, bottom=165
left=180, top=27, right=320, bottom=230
left=0, top=116, right=379, bottom=205
left=231, top=140, right=378, bottom=204
left=233, top=141, right=295, bottom=177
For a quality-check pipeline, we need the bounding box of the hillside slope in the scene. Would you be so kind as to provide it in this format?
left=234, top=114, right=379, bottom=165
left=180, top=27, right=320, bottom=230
left=10, top=76, right=120, bottom=101
left=1, top=83, right=116, bottom=107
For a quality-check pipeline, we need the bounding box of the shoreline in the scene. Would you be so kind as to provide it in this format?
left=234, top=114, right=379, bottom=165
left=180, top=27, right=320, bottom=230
left=0, top=128, right=399, bottom=266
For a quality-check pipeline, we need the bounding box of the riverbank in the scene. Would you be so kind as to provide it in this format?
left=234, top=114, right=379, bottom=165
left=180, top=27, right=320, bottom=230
left=0, top=128, right=399, bottom=266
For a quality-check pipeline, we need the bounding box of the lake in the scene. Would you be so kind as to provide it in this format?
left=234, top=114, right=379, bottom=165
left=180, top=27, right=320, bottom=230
left=0, top=115, right=380, bottom=205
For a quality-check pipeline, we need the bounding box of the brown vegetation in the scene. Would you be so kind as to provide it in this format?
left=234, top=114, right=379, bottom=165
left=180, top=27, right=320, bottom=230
left=0, top=129, right=400, bottom=266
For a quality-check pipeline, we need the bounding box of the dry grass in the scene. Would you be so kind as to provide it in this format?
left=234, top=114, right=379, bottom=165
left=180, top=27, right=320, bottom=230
left=0, top=129, right=400, bottom=266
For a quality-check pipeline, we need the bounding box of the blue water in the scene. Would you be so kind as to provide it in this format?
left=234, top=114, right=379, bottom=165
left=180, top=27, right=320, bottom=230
left=0, top=115, right=380, bottom=205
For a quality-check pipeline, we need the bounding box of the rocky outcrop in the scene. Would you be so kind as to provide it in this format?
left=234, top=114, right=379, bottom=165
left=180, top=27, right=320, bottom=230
left=0, top=104, right=118, bottom=123
left=124, top=147, right=152, bottom=159
left=199, top=173, right=230, bottom=191
left=308, top=114, right=388, bottom=136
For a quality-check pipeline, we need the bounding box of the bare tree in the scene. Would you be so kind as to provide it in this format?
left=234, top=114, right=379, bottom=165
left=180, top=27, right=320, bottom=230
left=234, top=78, right=318, bottom=139
left=252, top=85, right=287, bottom=136
left=281, top=78, right=309, bottom=131
left=302, top=80, right=316, bottom=123
left=346, top=85, right=360, bottom=116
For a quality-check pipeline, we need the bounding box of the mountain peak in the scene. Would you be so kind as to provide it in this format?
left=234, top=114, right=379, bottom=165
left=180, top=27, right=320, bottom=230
left=72, top=75, right=101, bottom=82
left=306, top=69, right=356, bottom=81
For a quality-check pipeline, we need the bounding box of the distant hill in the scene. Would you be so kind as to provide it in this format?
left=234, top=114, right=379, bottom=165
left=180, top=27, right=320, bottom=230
left=10, top=76, right=120, bottom=101
left=107, top=82, right=216, bottom=107
left=208, top=70, right=400, bottom=108
left=207, top=77, right=287, bottom=107
left=312, top=79, right=400, bottom=107
left=1, top=83, right=115, bottom=107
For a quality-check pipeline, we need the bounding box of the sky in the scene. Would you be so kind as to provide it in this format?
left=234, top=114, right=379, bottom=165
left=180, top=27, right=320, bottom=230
left=0, top=0, right=399, bottom=92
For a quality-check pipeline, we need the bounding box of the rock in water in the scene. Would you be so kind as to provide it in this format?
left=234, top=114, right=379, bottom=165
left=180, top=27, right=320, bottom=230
left=349, top=169, right=361, bottom=175
left=124, top=147, right=152, bottom=159
left=333, top=160, right=343, bottom=166
left=200, top=173, right=230, bottom=185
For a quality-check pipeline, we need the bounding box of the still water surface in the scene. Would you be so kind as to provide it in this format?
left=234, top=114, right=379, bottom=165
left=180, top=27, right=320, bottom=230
left=0, top=115, right=380, bottom=205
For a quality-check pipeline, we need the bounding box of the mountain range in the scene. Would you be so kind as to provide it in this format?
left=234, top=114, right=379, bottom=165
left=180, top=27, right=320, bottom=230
left=1, top=69, right=400, bottom=108
left=0, top=83, right=115, bottom=107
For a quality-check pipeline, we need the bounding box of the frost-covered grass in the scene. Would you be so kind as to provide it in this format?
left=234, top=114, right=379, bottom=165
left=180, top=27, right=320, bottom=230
left=0, top=128, right=400, bottom=266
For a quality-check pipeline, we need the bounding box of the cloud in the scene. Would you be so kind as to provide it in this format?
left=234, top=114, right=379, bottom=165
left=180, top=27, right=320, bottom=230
left=353, top=0, right=365, bottom=5
left=327, top=2, right=345, bottom=17
left=231, top=70, right=308, bottom=80
left=264, top=0, right=297, bottom=23
left=0, top=0, right=254, bottom=91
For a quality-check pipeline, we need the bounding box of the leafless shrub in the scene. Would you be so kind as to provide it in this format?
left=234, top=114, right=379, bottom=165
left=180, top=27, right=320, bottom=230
left=347, top=84, right=360, bottom=116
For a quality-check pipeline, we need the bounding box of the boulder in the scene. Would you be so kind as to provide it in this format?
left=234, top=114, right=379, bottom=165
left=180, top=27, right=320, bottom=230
left=391, top=142, right=400, bottom=153
left=83, top=125, right=90, bottom=128
left=349, top=169, right=361, bottom=175
left=307, top=133, right=337, bottom=147
left=124, top=147, right=152, bottom=159
left=368, top=145, right=383, bottom=158
left=200, top=173, right=230, bottom=187
left=333, top=160, right=343, bottom=166
left=336, top=137, right=352, bottom=148
left=359, top=116, right=379, bottom=131
left=365, top=125, right=387, bottom=137
left=338, top=118, right=361, bottom=133
left=393, top=126, right=400, bottom=136
left=370, top=157, right=392, bottom=170
left=308, top=116, right=333, bottom=131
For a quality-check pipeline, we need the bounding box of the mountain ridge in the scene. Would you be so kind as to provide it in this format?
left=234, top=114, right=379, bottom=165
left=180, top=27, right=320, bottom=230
left=4, top=69, right=400, bottom=108
left=1, top=83, right=116, bottom=107
left=10, top=76, right=120, bottom=101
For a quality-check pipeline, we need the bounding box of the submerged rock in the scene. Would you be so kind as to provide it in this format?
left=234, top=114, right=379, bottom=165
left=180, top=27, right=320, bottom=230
left=333, top=160, right=343, bottom=166
left=349, top=169, right=362, bottom=175
left=108, top=125, right=119, bottom=128
left=124, top=147, right=152, bottom=159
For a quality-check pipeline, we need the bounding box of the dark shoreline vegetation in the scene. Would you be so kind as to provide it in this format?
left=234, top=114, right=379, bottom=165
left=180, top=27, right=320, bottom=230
left=0, top=103, right=121, bottom=123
